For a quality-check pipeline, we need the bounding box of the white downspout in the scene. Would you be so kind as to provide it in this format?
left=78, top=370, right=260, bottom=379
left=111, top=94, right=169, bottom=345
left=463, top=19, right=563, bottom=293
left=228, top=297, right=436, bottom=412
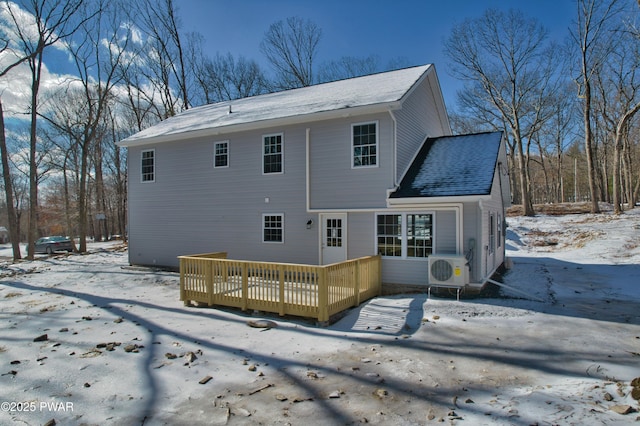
left=455, top=204, right=463, bottom=255
left=479, top=199, right=487, bottom=280
left=388, top=109, right=398, bottom=186
left=306, top=128, right=311, bottom=212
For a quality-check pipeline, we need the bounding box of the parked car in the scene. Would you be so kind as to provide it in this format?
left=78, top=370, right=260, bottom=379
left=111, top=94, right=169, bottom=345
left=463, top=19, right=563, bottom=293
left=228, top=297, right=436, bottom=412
left=30, top=236, right=74, bottom=254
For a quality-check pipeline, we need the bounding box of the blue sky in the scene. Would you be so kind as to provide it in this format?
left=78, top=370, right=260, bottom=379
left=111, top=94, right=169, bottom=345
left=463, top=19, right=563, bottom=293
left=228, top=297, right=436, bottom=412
left=178, top=0, right=576, bottom=110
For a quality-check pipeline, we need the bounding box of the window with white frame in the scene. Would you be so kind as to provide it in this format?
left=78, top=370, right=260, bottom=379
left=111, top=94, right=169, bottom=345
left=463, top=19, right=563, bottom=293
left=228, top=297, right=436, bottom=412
left=352, top=122, right=377, bottom=167
left=377, top=214, right=402, bottom=257
left=214, top=141, right=229, bottom=168
left=376, top=212, right=434, bottom=258
left=141, top=149, right=155, bottom=182
left=263, top=214, right=284, bottom=243
left=263, top=133, right=283, bottom=174
left=407, top=214, right=433, bottom=257
left=489, top=212, right=496, bottom=254
left=497, top=213, right=502, bottom=248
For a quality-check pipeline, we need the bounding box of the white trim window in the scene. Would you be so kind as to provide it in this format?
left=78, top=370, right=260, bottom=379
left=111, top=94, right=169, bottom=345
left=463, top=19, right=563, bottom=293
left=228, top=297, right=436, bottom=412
left=352, top=121, right=378, bottom=168
left=497, top=213, right=502, bottom=249
left=376, top=212, right=434, bottom=258
left=489, top=212, right=496, bottom=254
left=214, top=141, right=229, bottom=168
left=376, top=214, right=402, bottom=257
left=141, top=149, right=155, bottom=182
left=407, top=213, right=433, bottom=258
left=263, top=214, right=284, bottom=243
left=263, top=133, right=283, bottom=174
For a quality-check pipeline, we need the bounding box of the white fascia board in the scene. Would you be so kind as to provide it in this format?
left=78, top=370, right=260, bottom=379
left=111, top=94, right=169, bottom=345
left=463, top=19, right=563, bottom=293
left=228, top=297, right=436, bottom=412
left=117, top=101, right=402, bottom=148
left=387, top=194, right=491, bottom=207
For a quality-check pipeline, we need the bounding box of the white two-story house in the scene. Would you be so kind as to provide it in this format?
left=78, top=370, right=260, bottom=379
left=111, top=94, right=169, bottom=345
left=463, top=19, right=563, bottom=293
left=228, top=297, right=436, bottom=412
left=118, top=65, right=510, bottom=294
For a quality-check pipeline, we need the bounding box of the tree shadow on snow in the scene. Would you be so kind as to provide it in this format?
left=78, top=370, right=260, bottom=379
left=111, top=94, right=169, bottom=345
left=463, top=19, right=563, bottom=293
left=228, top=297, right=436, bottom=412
left=1, top=255, right=638, bottom=425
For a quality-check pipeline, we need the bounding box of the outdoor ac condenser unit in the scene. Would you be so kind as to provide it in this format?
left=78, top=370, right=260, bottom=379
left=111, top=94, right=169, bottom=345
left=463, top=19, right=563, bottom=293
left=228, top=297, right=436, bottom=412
left=428, top=255, right=469, bottom=286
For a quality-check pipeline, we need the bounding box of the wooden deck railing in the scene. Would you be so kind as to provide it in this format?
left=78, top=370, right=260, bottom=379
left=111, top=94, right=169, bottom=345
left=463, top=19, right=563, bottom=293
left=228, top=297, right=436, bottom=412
left=178, top=253, right=381, bottom=322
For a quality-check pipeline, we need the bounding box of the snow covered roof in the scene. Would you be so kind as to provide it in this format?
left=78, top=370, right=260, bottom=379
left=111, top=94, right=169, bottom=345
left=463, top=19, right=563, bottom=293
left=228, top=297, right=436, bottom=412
left=390, top=132, right=503, bottom=199
left=118, top=65, right=433, bottom=147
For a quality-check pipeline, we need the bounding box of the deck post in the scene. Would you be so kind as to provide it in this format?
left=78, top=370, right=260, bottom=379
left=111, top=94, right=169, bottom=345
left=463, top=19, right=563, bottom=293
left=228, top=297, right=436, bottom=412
left=318, top=267, right=328, bottom=322
left=179, top=257, right=187, bottom=305
left=278, top=264, right=285, bottom=316
left=206, top=259, right=213, bottom=306
left=241, top=262, right=248, bottom=311
left=377, top=255, right=382, bottom=295
left=354, top=259, right=361, bottom=306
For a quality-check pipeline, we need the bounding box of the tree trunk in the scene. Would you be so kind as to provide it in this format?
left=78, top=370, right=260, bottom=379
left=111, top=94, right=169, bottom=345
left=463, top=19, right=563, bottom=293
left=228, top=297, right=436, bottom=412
left=27, top=52, right=45, bottom=259
left=612, top=135, right=623, bottom=214
left=77, top=137, right=90, bottom=252
left=0, top=99, right=22, bottom=260
left=583, top=80, right=601, bottom=213
left=94, top=137, right=109, bottom=241
left=62, top=153, right=78, bottom=252
left=513, top=132, right=534, bottom=216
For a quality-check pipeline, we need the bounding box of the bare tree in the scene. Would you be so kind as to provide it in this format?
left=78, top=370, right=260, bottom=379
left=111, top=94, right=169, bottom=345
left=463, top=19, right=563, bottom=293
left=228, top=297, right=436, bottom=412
left=3, top=0, right=93, bottom=259
left=0, top=1, right=58, bottom=260
left=40, top=0, right=130, bottom=251
left=318, top=55, right=380, bottom=83
left=260, top=16, right=322, bottom=89
left=0, top=99, right=21, bottom=258
left=595, top=21, right=640, bottom=214
left=198, top=52, right=268, bottom=103
left=444, top=8, right=560, bottom=216
left=570, top=0, right=623, bottom=213
left=134, top=0, right=190, bottom=116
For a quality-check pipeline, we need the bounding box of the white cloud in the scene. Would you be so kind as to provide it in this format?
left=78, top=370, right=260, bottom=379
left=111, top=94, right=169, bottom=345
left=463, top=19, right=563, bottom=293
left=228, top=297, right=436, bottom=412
left=0, top=2, right=79, bottom=119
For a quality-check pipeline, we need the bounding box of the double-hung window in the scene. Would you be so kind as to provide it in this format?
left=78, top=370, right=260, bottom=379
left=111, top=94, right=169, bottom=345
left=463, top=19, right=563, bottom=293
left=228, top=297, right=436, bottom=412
left=263, top=214, right=284, bottom=243
left=489, top=212, right=496, bottom=254
left=376, top=212, right=433, bottom=258
left=407, top=214, right=433, bottom=257
left=497, top=213, right=502, bottom=249
left=263, top=133, right=283, bottom=174
left=352, top=122, right=377, bottom=167
left=141, top=149, right=155, bottom=182
left=377, top=214, right=402, bottom=257
left=214, top=141, right=229, bottom=168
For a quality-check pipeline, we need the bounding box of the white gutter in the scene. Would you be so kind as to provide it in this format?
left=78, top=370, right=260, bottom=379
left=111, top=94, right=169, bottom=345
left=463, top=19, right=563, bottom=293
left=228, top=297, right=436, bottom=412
left=118, top=102, right=403, bottom=148
left=388, top=194, right=491, bottom=204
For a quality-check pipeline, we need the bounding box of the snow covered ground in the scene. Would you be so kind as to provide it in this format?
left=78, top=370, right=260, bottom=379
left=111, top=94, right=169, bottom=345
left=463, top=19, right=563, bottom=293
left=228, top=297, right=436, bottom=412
left=0, top=209, right=639, bottom=425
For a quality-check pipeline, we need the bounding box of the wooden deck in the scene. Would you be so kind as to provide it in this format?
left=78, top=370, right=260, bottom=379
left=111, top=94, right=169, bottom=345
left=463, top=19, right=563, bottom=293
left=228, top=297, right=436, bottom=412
left=179, top=253, right=382, bottom=322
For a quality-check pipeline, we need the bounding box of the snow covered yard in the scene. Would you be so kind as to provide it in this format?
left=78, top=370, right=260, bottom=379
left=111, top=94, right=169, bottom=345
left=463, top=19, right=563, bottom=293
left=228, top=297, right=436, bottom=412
left=1, top=209, right=639, bottom=426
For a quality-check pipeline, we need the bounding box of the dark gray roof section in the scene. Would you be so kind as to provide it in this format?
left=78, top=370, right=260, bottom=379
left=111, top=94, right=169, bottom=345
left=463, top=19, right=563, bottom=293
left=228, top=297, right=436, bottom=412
left=390, top=132, right=503, bottom=198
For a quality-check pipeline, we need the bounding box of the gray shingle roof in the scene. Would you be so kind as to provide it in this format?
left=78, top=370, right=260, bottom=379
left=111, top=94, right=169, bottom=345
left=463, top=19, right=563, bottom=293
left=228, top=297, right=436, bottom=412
left=391, top=132, right=503, bottom=198
left=119, top=65, right=432, bottom=146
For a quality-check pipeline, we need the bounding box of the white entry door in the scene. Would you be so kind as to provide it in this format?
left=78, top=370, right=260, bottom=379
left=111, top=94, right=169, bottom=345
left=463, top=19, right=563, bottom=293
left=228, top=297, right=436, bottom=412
left=320, top=213, right=347, bottom=265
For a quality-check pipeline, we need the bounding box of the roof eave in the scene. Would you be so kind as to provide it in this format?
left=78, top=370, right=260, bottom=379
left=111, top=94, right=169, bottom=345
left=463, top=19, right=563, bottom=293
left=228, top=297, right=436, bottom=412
left=117, top=101, right=403, bottom=148
left=387, top=194, right=492, bottom=207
